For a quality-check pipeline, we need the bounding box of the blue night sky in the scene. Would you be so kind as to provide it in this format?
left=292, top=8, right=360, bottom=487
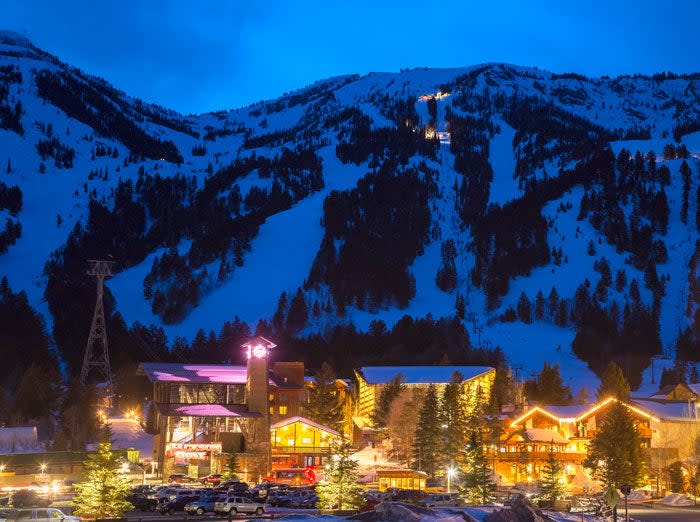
left=4, top=0, right=700, bottom=115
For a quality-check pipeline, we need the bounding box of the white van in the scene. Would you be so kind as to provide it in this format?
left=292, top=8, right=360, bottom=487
left=10, top=509, right=79, bottom=522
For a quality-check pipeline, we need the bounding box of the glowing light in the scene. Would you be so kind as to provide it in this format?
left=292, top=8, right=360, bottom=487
left=0, top=464, right=5, bottom=473
left=447, top=467, right=457, bottom=478
left=119, top=462, right=130, bottom=473
left=39, top=463, right=47, bottom=474
left=510, top=407, right=562, bottom=428
left=575, top=397, right=659, bottom=422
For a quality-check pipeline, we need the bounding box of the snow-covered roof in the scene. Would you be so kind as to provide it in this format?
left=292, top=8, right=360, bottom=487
left=688, top=384, right=700, bottom=396
left=0, top=427, right=39, bottom=453
left=631, top=400, right=699, bottom=421
left=156, top=403, right=259, bottom=418
left=524, top=428, right=568, bottom=444
left=140, top=363, right=249, bottom=383
left=270, top=416, right=340, bottom=436
left=541, top=404, right=590, bottom=420
left=358, top=366, right=494, bottom=385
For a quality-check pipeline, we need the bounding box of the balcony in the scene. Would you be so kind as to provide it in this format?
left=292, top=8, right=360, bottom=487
left=491, top=451, right=586, bottom=464
left=271, top=446, right=331, bottom=455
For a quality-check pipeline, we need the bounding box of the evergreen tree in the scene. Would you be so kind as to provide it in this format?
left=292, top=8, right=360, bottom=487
left=583, top=401, right=645, bottom=488
left=535, top=290, right=545, bottom=321
left=440, top=372, right=467, bottom=468
left=681, top=161, right=691, bottom=225
left=596, top=361, right=630, bottom=400
left=458, top=429, right=496, bottom=504
left=524, top=363, right=571, bottom=405
left=221, top=452, right=241, bottom=480
left=668, top=461, right=685, bottom=493
left=517, top=292, right=532, bottom=324
left=455, top=293, right=466, bottom=320
left=539, top=446, right=568, bottom=502
left=548, top=287, right=559, bottom=320
left=72, top=442, right=133, bottom=519
left=304, top=362, right=344, bottom=431
left=272, top=291, right=288, bottom=332
left=413, top=384, right=440, bottom=477
left=316, top=437, right=365, bottom=511
left=371, top=374, right=404, bottom=429
left=690, top=366, right=700, bottom=385
left=615, top=269, right=627, bottom=293
left=286, top=288, right=308, bottom=333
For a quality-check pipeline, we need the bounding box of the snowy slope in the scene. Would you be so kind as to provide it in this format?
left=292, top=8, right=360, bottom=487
left=2, top=31, right=700, bottom=392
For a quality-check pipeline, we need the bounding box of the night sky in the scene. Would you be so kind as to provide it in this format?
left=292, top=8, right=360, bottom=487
left=4, top=0, right=700, bottom=115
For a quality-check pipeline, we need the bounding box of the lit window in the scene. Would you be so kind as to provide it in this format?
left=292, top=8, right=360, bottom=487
left=279, top=406, right=288, bottom=415
left=269, top=407, right=273, bottom=414
left=275, top=437, right=281, bottom=443
left=287, top=438, right=295, bottom=446
left=301, top=437, right=312, bottom=444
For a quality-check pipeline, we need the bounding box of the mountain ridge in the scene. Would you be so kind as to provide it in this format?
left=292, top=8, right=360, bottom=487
left=1, top=32, right=700, bottom=392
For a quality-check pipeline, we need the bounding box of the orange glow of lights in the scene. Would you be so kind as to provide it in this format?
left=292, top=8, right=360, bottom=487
left=510, top=407, right=561, bottom=428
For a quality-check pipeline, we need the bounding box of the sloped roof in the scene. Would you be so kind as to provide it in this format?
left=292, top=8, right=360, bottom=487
left=156, top=403, right=260, bottom=418
left=631, top=399, right=699, bottom=421
left=270, top=416, right=340, bottom=436
left=358, top=366, right=494, bottom=385
left=542, top=404, right=591, bottom=420
left=140, top=363, right=249, bottom=383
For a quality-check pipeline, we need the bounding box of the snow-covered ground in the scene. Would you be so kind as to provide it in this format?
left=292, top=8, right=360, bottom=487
left=3, top=31, right=700, bottom=394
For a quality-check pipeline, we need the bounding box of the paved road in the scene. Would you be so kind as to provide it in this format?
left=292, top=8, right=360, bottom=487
left=627, top=504, right=700, bottom=521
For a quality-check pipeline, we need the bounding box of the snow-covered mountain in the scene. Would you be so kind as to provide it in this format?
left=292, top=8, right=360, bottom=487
left=1, top=30, right=699, bottom=391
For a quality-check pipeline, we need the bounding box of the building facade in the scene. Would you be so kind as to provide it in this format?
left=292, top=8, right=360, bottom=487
left=352, top=365, right=496, bottom=440
left=495, top=395, right=700, bottom=492
left=141, top=337, right=287, bottom=483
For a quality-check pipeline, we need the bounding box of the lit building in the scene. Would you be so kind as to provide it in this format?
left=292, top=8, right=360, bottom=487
left=140, top=336, right=282, bottom=483
left=353, top=365, right=495, bottom=440
left=495, top=396, right=700, bottom=491
left=270, top=416, right=341, bottom=469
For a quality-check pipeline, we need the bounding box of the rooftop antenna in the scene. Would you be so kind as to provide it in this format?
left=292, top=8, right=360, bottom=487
left=80, top=259, right=115, bottom=392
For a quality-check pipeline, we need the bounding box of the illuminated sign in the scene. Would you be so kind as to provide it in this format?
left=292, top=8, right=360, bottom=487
left=165, top=442, right=221, bottom=458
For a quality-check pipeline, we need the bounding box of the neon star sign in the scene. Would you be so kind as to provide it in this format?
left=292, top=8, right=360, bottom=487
left=242, top=336, right=276, bottom=360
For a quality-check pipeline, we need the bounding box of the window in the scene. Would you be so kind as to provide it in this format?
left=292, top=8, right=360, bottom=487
left=17, top=512, right=31, bottom=520
left=301, top=437, right=312, bottom=444
left=287, top=438, right=295, bottom=445
left=278, top=406, right=288, bottom=415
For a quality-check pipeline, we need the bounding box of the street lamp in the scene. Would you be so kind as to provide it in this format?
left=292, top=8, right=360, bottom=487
left=446, top=467, right=457, bottom=493
left=39, top=463, right=47, bottom=476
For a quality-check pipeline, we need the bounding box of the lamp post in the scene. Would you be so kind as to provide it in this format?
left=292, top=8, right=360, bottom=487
left=447, top=467, right=456, bottom=494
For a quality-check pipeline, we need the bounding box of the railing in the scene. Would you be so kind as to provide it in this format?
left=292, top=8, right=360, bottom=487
left=490, top=451, right=586, bottom=463
left=271, top=446, right=332, bottom=454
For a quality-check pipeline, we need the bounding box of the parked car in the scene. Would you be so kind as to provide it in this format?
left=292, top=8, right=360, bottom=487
left=184, top=495, right=226, bottom=515
left=155, top=487, right=193, bottom=502
left=214, top=495, right=265, bottom=516
left=226, top=482, right=252, bottom=496
left=10, top=492, right=50, bottom=509
left=159, top=494, right=200, bottom=515
left=8, top=509, right=78, bottom=522
left=199, top=474, right=222, bottom=485
left=420, top=493, right=462, bottom=508
left=168, top=473, right=198, bottom=484
left=127, top=493, right=158, bottom=511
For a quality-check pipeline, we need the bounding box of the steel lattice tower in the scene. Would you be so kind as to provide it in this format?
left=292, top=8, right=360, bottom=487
left=80, top=259, right=114, bottom=388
